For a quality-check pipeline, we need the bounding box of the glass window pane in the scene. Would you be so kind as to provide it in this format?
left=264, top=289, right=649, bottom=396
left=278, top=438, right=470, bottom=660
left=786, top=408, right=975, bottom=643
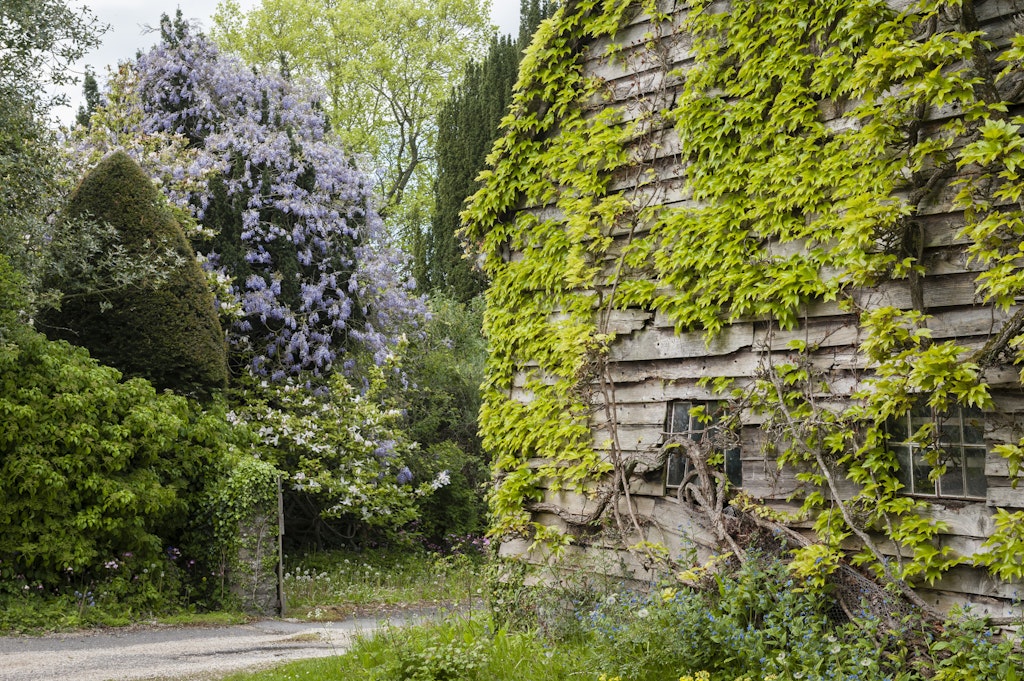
left=963, top=416, right=984, bottom=445
left=725, top=448, right=742, bottom=487
left=937, top=448, right=964, bottom=497
left=666, top=451, right=686, bottom=487
left=886, top=413, right=909, bottom=442
left=965, top=448, right=987, bottom=498
left=912, top=448, right=935, bottom=496
left=670, top=402, right=691, bottom=434
left=910, top=403, right=932, bottom=430
left=939, top=421, right=960, bottom=446
left=894, top=446, right=912, bottom=492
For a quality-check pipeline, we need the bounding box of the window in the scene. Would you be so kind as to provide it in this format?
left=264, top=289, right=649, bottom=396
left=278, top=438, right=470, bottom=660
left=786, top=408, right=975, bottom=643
left=886, top=404, right=987, bottom=500
left=664, top=401, right=742, bottom=491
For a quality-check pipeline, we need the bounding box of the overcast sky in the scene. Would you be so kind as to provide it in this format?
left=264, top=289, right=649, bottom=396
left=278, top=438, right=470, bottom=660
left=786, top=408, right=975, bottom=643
left=55, top=0, right=522, bottom=124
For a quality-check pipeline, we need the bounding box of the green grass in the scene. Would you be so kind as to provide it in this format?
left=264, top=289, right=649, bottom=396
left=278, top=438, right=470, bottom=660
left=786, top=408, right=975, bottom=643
left=215, top=613, right=594, bottom=681
left=282, top=548, right=486, bottom=619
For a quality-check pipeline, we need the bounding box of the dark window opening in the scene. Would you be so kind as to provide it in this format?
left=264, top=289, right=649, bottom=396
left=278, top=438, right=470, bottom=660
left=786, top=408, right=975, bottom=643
left=664, top=400, right=741, bottom=491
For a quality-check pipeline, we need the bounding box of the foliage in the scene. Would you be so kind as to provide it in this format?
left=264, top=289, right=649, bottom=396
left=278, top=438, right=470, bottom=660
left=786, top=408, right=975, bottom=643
left=582, top=556, right=1022, bottom=681
left=587, top=558, right=899, bottom=681
left=40, top=151, right=228, bottom=396
left=207, top=556, right=1023, bottom=681
left=0, top=323, right=231, bottom=589
left=393, top=295, right=489, bottom=542
left=211, top=0, right=493, bottom=253
left=426, top=1, right=555, bottom=300
left=76, top=14, right=426, bottom=383
left=0, top=0, right=104, bottom=106
left=225, top=369, right=447, bottom=548
left=462, top=0, right=1024, bottom=585
left=462, top=0, right=639, bottom=538
left=0, top=0, right=105, bottom=309
left=218, top=615, right=588, bottom=681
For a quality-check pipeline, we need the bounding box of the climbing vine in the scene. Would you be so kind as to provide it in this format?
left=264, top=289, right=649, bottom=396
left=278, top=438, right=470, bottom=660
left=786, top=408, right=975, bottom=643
left=464, top=0, right=644, bottom=540
left=464, top=0, right=1024, bottom=597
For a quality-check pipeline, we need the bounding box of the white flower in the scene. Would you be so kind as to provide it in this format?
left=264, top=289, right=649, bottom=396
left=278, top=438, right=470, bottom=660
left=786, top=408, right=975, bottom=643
left=430, top=469, right=451, bottom=491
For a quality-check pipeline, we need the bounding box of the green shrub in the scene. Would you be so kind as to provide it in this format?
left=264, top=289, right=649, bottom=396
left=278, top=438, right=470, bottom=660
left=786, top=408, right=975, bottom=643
left=582, top=555, right=1022, bottom=681
left=42, top=150, right=227, bottom=396
left=0, top=324, right=228, bottom=589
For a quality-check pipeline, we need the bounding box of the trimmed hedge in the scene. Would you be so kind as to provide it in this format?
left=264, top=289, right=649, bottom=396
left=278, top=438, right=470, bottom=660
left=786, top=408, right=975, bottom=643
left=44, top=151, right=228, bottom=396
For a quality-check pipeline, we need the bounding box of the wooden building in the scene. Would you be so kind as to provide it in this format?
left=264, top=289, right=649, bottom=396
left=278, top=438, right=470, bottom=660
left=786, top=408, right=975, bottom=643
left=465, top=0, right=1024, bottom=618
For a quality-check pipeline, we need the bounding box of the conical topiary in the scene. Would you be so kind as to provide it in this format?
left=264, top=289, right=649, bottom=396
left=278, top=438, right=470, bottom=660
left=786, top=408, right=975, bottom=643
left=44, top=151, right=228, bottom=395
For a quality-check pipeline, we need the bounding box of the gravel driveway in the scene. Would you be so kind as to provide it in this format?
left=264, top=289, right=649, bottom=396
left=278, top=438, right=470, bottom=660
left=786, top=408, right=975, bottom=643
left=0, top=616, right=394, bottom=681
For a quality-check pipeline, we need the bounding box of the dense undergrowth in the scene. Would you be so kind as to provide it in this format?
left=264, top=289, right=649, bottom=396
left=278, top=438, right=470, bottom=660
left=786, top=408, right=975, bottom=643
left=221, top=554, right=1023, bottom=681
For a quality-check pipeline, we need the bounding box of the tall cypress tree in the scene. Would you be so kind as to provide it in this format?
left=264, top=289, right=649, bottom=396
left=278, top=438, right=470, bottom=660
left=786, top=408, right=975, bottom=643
left=425, top=0, right=554, bottom=301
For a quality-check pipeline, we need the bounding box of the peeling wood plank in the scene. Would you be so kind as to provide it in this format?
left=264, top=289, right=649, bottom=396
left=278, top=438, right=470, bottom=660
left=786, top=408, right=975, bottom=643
left=608, top=323, right=754, bottom=362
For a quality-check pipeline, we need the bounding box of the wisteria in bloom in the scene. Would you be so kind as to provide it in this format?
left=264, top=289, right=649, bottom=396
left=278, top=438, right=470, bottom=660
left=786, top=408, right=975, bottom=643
left=129, top=15, right=426, bottom=380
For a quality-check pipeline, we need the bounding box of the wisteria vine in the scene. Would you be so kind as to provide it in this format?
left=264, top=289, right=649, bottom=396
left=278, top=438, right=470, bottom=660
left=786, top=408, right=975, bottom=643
left=129, top=16, right=426, bottom=380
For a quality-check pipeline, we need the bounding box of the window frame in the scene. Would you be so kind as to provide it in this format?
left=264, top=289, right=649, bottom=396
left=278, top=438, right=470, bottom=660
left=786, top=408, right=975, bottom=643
left=885, top=404, right=987, bottom=501
left=663, top=400, right=741, bottom=492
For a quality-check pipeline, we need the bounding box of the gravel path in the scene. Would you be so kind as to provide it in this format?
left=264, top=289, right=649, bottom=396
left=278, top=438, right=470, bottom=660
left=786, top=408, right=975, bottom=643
left=0, top=616, right=403, bottom=681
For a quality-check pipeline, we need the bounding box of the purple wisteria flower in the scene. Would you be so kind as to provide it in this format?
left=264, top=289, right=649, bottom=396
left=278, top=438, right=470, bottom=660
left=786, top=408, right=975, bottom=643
left=129, top=16, right=426, bottom=381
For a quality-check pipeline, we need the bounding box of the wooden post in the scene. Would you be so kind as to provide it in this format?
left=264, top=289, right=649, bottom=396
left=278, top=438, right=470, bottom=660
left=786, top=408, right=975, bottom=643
left=277, top=474, right=286, bottom=617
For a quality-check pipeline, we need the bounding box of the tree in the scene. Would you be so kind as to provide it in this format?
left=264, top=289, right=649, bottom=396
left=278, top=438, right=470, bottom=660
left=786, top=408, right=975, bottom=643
left=124, top=15, right=426, bottom=381
left=41, top=151, right=229, bottom=396
left=393, top=294, right=489, bottom=541
left=75, top=67, right=102, bottom=128
left=210, top=0, right=493, bottom=251
left=0, top=0, right=105, bottom=302
left=426, top=0, right=555, bottom=300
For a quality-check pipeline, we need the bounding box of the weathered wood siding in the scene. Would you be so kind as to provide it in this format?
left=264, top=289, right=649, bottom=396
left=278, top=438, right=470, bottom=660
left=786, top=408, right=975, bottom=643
left=501, top=0, right=1024, bottom=617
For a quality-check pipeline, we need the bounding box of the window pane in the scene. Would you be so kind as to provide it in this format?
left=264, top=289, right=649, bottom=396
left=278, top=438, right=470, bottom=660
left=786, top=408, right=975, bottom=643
left=886, top=415, right=905, bottom=441
left=939, top=420, right=960, bottom=446
left=725, top=448, right=742, bottom=487
left=894, top=446, right=912, bottom=492
left=669, top=402, right=692, bottom=434
left=937, top=448, right=965, bottom=497
left=910, top=403, right=932, bottom=431
left=666, top=451, right=687, bottom=487
left=912, top=448, right=935, bottom=496
left=963, top=416, right=984, bottom=445
left=965, top=448, right=987, bottom=498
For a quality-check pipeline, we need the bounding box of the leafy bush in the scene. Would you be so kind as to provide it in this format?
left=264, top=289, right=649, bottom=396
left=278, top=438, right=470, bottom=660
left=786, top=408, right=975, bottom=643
left=396, top=295, right=489, bottom=544
left=227, top=369, right=447, bottom=549
left=583, top=555, right=1022, bottom=681
left=0, top=323, right=230, bottom=585
left=41, top=150, right=228, bottom=396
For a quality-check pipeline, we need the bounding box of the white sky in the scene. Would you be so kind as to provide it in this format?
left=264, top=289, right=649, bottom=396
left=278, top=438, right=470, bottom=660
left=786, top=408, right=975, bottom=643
left=55, top=0, right=523, bottom=124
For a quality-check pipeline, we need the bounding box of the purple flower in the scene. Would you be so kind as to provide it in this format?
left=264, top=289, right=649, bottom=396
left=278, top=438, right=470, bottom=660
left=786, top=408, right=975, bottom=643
left=125, top=18, right=427, bottom=383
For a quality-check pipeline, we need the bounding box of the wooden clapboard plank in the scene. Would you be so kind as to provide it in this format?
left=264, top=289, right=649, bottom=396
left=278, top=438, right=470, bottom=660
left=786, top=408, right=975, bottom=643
left=608, top=323, right=755, bottom=362
left=987, top=482, right=1024, bottom=508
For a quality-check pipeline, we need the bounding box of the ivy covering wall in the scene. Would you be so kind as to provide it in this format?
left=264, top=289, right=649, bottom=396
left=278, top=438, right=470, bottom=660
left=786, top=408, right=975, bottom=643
left=463, top=0, right=1024, bottom=596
